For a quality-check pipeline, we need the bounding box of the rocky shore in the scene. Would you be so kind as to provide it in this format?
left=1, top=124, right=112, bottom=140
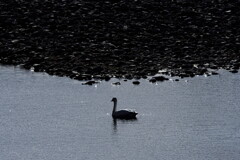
left=1, top=1, right=240, bottom=83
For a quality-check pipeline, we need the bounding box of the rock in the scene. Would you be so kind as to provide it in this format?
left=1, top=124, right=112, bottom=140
left=81, top=74, right=92, bottom=80
left=230, top=70, right=238, bottom=73
left=153, top=76, right=169, bottom=81
left=104, top=75, right=111, bottom=81
left=210, top=65, right=218, bottom=69
left=149, top=78, right=157, bottom=83
left=92, top=75, right=103, bottom=80
left=179, top=73, right=190, bottom=78
left=124, top=74, right=133, bottom=80
left=112, top=82, right=121, bottom=85
left=82, top=81, right=99, bottom=85
left=33, top=64, right=41, bottom=72
left=197, top=68, right=208, bottom=75
left=211, top=71, right=219, bottom=75
left=132, top=81, right=140, bottom=85
left=142, top=75, right=148, bottom=79
left=233, top=63, right=240, bottom=69
left=91, top=66, right=103, bottom=74
left=21, top=63, right=32, bottom=70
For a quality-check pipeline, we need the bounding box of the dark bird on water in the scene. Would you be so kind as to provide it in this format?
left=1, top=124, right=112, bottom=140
left=111, top=97, right=138, bottom=119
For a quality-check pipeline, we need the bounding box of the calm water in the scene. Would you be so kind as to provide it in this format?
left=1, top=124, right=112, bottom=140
left=0, top=65, right=240, bottom=160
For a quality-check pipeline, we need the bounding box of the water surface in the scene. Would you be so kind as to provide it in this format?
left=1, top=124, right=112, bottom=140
left=0, top=66, right=240, bottom=160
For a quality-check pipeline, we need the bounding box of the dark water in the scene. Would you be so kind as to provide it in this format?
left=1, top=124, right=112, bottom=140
left=0, top=66, right=240, bottom=160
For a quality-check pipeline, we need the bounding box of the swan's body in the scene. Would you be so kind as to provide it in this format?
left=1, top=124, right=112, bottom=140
left=111, top=98, right=138, bottom=119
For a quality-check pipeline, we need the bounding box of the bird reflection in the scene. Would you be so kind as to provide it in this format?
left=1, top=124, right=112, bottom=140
left=112, top=118, right=138, bottom=133
left=112, top=119, right=117, bottom=132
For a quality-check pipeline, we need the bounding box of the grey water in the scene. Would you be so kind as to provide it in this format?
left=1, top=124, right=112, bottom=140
left=0, top=65, right=240, bottom=160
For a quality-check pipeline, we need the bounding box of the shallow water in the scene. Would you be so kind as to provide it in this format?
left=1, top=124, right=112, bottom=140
left=0, top=65, right=240, bottom=160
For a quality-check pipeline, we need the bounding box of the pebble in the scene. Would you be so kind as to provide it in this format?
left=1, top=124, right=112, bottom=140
left=132, top=81, right=140, bottom=85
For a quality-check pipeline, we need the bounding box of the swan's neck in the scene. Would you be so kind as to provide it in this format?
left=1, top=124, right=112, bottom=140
left=112, top=101, right=117, bottom=115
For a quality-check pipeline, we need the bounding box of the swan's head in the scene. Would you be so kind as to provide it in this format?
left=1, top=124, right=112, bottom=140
left=111, top=97, right=117, bottom=102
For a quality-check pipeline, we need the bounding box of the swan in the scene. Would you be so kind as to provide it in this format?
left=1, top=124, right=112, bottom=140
left=111, top=97, right=138, bottom=119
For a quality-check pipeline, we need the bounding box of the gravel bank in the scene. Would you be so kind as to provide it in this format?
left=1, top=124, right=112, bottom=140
left=1, top=1, right=240, bottom=82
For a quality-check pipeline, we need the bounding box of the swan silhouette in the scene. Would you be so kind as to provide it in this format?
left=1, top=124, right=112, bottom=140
left=111, top=97, right=138, bottom=119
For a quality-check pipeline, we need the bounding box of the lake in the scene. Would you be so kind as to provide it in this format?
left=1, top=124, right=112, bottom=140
left=0, top=65, right=240, bottom=160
